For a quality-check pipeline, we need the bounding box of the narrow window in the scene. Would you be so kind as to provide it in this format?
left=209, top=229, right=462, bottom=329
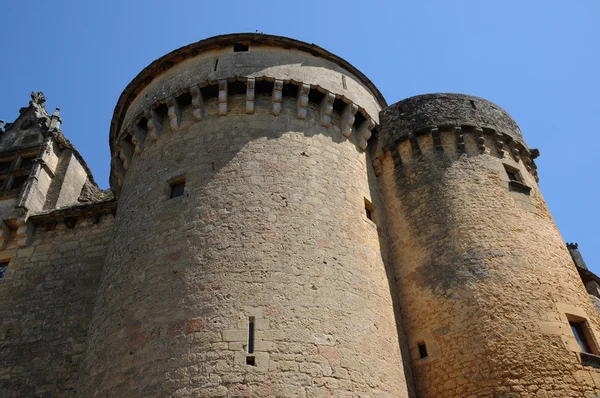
left=0, top=261, right=8, bottom=282
left=233, top=43, right=249, bottom=52
left=418, top=342, right=428, bottom=359
left=247, top=317, right=256, bottom=366
left=169, top=179, right=185, bottom=199
left=570, top=320, right=593, bottom=354
left=248, top=317, right=255, bottom=354
left=364, top=198, right=376, bottom=224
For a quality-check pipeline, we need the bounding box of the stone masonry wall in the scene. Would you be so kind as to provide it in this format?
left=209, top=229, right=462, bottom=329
left=377, top=121, right=600, bottom=397
left=76, top=94, right=410, bottom=397
left=0, top=213, right=114, bottom=398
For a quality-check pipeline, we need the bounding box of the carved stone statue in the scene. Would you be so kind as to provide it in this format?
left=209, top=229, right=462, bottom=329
left=29, top=91, right=46, bottom=107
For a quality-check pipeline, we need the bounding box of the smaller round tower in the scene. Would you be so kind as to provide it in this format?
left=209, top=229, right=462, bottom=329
left=376, top=93, right=600, bottom=397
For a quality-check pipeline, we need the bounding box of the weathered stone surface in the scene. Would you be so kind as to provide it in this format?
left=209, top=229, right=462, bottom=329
left=0, top=214, right=114, bottom=397
left=76, top=91, right=409, bottom=396
left=379, top=93, right=526, bottom=150
left=377, top=102, right=600, bottom=397
left=0, top=33, right=598, bottom=398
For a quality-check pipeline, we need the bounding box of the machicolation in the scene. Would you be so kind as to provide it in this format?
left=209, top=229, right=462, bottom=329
left=0, top=33, right=599, bottom=398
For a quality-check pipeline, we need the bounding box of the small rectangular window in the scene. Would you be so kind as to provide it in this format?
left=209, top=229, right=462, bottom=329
left=504, top=164, right=531, bottom=195
left=506, top=170, right=519, bottom=181
left=233, top=43, right=249, bottom=52
left=0, top=261, right=8, bottom=282
left=246, top=356, right=255, bottom=366
left=570, top=321, right=593, bottom=354
left=418, top=342, right=428, bottom=359
left=169, top=179, right=185, bottom=199
left=364, top=198, right=376, bottom=224
left=503, top=164, right=522, bottom=182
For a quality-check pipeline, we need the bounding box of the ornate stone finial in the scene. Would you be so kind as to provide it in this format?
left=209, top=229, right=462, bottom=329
left=49, top=107, right=62, bottom=130
left=30, top=91, right=47, bottom=107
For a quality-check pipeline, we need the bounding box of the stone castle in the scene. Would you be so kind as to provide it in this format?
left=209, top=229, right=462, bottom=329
left=1, top=33, right=600, bottom=397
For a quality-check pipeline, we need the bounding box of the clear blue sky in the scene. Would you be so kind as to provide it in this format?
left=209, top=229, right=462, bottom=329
left=1, top=1, right=598, bottom=273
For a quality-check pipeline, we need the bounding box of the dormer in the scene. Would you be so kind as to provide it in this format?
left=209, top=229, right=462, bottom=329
left=0, top=92, right=103, bottom=250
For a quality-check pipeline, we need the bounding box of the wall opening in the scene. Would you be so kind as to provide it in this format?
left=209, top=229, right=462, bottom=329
left=233, top=43, right=249, bottom=52
left=169, top=177, right=186, bottom=199
left=255, top=79, right=274, bottom=97
left=248, top=317, right=255, bottom=354
left=418, top=342, right=428, bottom=359
left=228, top=80, right=247, bottom=96
left=176, top=92, right=192, bottom=108
left=282, top=83, right=298, bottom=98
left=308, top=89, right=325, bottom=105
left=136, top=117, right=148, bottom=131
left=364, top=198, right=376, bottom=225
left=503, top=164, right=522, bottom=182
left=0, top=260, right=8, bottom=282
left=332, top=98, right=346, bottom=114
left=154, top=103, right=168, bottom=117
left=571, top=321, right=593, bottom=353
left=201, top=84, right=219, bottom=101
left=504, top=164, right=531, bottom=195
left=354, top=111, right=366, bottom=128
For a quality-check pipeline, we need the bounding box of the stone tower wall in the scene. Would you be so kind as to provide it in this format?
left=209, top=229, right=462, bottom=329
left=376, top=94, right=600, bottom=397
left=0, top=212, right=114, bottom=397
left=76, top=36, right=411, bottom=397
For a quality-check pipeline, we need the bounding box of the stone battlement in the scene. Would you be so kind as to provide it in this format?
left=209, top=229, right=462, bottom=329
left=374, top=121, right=540, bottom=181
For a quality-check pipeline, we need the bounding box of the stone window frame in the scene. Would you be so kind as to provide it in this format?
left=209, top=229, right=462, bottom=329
left=0, top=149, right=37, bottom=192
left=166, top=173, right=187, bottom=200
left=559, top=307, right=600, bottom=369
left=503, top=163, right=531, bottom=195
left=362, top=197, right=378, bottom=228
left=566, top=313, right=599, bottom=354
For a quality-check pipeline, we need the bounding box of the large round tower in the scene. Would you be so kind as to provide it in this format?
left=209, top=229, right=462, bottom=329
left=376, top=94, right=600, bottom=397
left=76, top=34, right=411, bottom=396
